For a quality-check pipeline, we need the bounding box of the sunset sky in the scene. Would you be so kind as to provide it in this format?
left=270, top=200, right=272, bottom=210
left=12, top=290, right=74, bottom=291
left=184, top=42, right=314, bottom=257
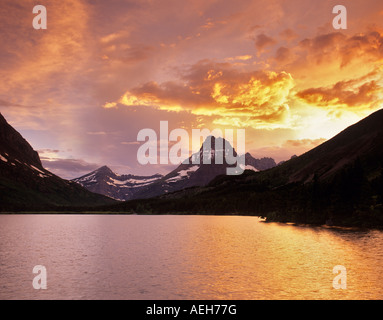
left=1, top=0, right=383, bottom=178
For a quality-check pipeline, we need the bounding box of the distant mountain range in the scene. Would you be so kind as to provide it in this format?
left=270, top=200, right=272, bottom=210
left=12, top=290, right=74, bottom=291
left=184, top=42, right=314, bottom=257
left=72, top=166, right=164, bottom=201
left=72, top=136, right=277, bottom=200
left=0, top=113, right=117, bottom=211
left=2, top=108, right=383, bottom=227
left=100, top=109, right=383, bottom=227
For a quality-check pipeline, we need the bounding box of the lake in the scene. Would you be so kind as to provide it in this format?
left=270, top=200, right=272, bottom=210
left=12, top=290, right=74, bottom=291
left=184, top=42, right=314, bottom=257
left=0, top=214, right=382, bottom=300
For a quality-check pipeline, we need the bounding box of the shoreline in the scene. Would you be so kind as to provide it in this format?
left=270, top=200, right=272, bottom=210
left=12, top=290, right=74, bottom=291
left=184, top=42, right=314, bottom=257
left=259, top=220, right=372, bottom=231
left=260, top=218, right=383, bottom=231
left=1, top=211, right=382, bottom=230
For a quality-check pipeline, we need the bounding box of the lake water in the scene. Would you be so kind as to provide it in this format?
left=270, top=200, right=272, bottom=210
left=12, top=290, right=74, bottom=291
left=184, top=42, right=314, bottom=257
left=0, top=214, right=382, bottom=300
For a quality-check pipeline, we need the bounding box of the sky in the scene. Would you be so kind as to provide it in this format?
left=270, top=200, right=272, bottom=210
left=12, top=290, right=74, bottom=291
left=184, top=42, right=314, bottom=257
left=1, top=0, right=383, bottom=179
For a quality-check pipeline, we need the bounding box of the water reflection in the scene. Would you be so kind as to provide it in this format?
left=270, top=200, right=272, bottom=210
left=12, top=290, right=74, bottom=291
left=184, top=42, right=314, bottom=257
left=0, top=215, right=382, bottom=299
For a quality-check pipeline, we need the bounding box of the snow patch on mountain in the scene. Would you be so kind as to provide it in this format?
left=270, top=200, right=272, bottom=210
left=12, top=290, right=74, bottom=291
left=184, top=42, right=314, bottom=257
left=166, top=165, right=199, bottom=183
left=112, top=176, right=162, bottom=185
left=240, top=164, right=259, bottom=172
left=72, top=136, right=277, bottom=201
left=179, top=165, right=199, bottom=177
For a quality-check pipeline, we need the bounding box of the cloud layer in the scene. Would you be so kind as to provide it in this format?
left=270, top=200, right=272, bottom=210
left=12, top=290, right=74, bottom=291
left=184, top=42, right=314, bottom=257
left=1, top=0, right=383, bottom=178
left=106, top=61, right=296, bottom=129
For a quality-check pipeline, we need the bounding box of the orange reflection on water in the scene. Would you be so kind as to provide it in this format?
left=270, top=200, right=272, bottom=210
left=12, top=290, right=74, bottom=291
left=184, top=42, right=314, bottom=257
left=0, top=215, right=382, bottom=299
left=179, top=216, right=383, bottom=300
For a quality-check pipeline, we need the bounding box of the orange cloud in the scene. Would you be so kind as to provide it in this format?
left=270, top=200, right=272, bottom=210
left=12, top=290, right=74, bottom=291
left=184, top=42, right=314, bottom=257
left=297, top=31, right=383, bottom=68
left=296, top=70, right=383, bottom=110
left=225, top=55, right=253, bottom=62
left=0, top=0, right=91, bottom=131
left=248, top=138, right=327, bottom=163
left=2, top=0, right=383, bottom=179
left=283, top=138, right=326, bottom=148
left=255, top=33, right=276, bottom=51
left=339, top=31, right=383, bottom=67
left=279, top=28, right=298, bottom=41
left=275, top=46, right=292, bottom=63
left=104, top=61, right=296, bottom=129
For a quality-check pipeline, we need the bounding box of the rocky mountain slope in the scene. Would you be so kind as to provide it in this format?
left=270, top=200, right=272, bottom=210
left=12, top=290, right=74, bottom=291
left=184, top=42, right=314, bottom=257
left=0, top=113, right=117, bottom=211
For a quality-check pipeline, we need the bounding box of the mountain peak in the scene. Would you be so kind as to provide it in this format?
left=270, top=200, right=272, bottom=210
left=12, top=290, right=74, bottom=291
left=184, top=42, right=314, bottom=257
left=0, top=112, right=42, bottom=168
left=97, top=165, right=113, bottom=173
left=201, top=136, right=231, bottom=149
left=90, top=165, right=117, bottom=179
left=0, top=113, right=117, bottom=210
left=72, top=133, right=276, bottom=201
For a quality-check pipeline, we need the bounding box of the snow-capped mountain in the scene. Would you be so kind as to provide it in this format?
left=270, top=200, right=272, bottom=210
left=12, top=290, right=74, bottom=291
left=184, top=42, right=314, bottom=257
left=72, top=165, right=163, bottom=201
left=72, top=136, right=277, bottom=201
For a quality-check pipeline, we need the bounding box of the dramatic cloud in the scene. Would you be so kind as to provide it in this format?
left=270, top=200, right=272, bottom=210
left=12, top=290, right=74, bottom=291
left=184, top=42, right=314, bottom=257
left=1, top=0, right=383, bottom=177
left=297, top=31, right=383, bottom=68
left=296, top=70, right=383, bottom=110
left=339, top=31, right=383, bottom=67
left=105, top=61, right=296, bottom=129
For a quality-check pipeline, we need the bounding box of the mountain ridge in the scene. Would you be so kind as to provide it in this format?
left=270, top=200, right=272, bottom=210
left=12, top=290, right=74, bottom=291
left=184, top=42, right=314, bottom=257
left=72, top=136, right=277, bottom=201
left=72, top=165, right=163, bottom=201
left=0, top=113, right=117, bottom=211
left=98, top=109, right=383, bottom=227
